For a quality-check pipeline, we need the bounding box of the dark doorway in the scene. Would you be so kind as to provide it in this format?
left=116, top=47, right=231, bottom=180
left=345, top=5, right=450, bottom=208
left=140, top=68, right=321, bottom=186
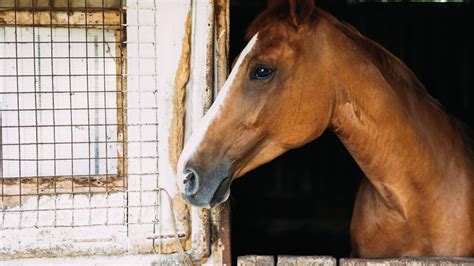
left=228, top=0, right=473, bottom=263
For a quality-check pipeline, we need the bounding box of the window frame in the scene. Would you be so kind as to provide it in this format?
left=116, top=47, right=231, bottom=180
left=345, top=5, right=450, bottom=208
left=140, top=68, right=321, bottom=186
left=0, top=6, right=127, bottom=198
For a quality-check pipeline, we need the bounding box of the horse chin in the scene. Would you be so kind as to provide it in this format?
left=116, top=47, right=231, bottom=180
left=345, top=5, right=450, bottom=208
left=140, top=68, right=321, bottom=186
left=209, top=177, right=231, bottom=208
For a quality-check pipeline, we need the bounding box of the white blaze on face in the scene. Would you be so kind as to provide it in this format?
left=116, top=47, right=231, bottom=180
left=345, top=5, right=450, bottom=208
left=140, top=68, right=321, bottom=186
left=176, top=33, right=260, bottom=189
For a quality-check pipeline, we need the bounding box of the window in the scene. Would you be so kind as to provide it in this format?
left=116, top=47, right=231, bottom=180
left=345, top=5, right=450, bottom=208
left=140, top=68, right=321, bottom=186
left=0, top=1, right=126, bottom=197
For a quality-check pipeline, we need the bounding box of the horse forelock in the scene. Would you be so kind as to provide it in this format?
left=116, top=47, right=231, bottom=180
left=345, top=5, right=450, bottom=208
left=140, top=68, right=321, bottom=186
left=245, top=2, right=317, bottom=41
left=245, top=8, right=283, bottom=41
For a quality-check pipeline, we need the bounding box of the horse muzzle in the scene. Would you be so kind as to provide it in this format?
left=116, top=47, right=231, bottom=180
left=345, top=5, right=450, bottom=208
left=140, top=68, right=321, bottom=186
left=177, top=163, right=232, bottom=208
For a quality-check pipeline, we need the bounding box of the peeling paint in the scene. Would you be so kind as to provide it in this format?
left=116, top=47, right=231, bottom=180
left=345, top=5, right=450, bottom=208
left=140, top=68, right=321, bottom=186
left=115, top=29, right=128, bottom=191
left=210, top=200, right=232, bottom=265
left=214, top=0, right=230, bottom=93
left=210, top=1, right=232, bottom=265
left=169, top=10, right=192, bottom=174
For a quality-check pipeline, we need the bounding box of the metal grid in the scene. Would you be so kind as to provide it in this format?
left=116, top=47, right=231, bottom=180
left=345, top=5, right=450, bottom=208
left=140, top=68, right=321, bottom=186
left=0, top=0, right=191, bottom=259
left=0, top=0, right=128, bottom=230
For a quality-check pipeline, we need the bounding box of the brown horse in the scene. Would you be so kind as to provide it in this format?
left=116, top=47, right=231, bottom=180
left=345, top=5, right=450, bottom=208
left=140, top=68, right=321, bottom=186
left=176, top=0, right=474, bottom=258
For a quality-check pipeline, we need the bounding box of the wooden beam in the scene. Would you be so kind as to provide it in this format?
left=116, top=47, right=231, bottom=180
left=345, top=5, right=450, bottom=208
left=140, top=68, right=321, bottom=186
left=340, top=257, right=474, bottom=266
left=0, top=10, right=122, bottom=28
left=0, top=0, right=121, bottom=9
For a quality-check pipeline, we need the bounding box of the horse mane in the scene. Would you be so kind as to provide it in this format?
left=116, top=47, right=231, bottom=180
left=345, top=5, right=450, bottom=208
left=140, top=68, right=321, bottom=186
left=326, top=14, right=474, bottom=157
left=245, top=4, right=474, bottom=157
left=454, top=118, right=474, bottom=156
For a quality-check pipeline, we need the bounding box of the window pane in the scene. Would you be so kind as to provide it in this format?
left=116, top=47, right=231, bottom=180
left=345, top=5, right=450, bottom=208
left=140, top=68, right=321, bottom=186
left=1, top=27, right=120, bottom=179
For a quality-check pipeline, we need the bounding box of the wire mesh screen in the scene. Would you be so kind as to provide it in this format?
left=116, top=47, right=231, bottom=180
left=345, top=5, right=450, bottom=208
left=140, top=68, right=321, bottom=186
left=1, top=25, right=122, bottom=185
left=0, top=0, right=190, bottom=258
left=0, top=0, right=127, bottom=226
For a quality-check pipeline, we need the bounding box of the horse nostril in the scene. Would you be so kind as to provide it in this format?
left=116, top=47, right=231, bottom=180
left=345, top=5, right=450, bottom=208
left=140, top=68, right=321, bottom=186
left=183, top=169, right=199, bottom=196
left=183, top=171, right=193, bottom=184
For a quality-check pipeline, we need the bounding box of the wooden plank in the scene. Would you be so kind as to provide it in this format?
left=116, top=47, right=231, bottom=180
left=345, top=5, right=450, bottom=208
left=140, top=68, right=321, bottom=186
left=0, top=0, right=121, bottom=9
left=238, top=255, right=275, bottom=266
left=340, top=257, right=474, bottom=266
left=215, top=0, right=230, bottom=93
left=277, top=256, right=336, bottom=266
left=115, top=28, right=127, bottom=191
left=0, top=10, right=122, bottom=28
left=210, top=0, right=232, bottom=264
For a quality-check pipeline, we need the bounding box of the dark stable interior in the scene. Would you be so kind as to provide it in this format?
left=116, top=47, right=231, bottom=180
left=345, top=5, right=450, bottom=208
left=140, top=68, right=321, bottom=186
left=228, top=0, right=473, bottom=263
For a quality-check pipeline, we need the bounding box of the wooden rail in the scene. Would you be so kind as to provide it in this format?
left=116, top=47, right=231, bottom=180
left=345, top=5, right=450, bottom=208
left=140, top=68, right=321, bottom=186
left=238, top=256, right=474, bottom=266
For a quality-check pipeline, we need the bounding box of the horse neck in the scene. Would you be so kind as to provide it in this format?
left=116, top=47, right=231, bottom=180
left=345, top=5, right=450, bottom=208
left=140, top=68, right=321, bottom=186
left=326, top=27, right=473, bottom=216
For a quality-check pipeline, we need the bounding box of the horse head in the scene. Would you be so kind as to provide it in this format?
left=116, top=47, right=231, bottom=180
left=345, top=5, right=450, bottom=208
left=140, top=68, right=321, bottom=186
left=177, top=0, right=336, bottom=207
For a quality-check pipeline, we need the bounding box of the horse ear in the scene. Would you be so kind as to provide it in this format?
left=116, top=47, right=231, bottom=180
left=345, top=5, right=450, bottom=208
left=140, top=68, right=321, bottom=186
left=289, top=0, right=315, bottom=26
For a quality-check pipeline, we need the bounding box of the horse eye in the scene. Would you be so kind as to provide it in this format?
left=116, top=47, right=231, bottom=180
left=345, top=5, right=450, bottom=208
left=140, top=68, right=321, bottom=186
left=251, top=66, right=273, bottom=80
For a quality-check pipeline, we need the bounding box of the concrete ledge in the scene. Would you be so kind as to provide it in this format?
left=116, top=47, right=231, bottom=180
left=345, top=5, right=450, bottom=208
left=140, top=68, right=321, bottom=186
left=340, top=257, right=474, bottom=266
left=277, top=256, right=336, bottom=266
left=0, top=253, right=191, bottom=266
left=238, top=255, right=275, bottom=266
